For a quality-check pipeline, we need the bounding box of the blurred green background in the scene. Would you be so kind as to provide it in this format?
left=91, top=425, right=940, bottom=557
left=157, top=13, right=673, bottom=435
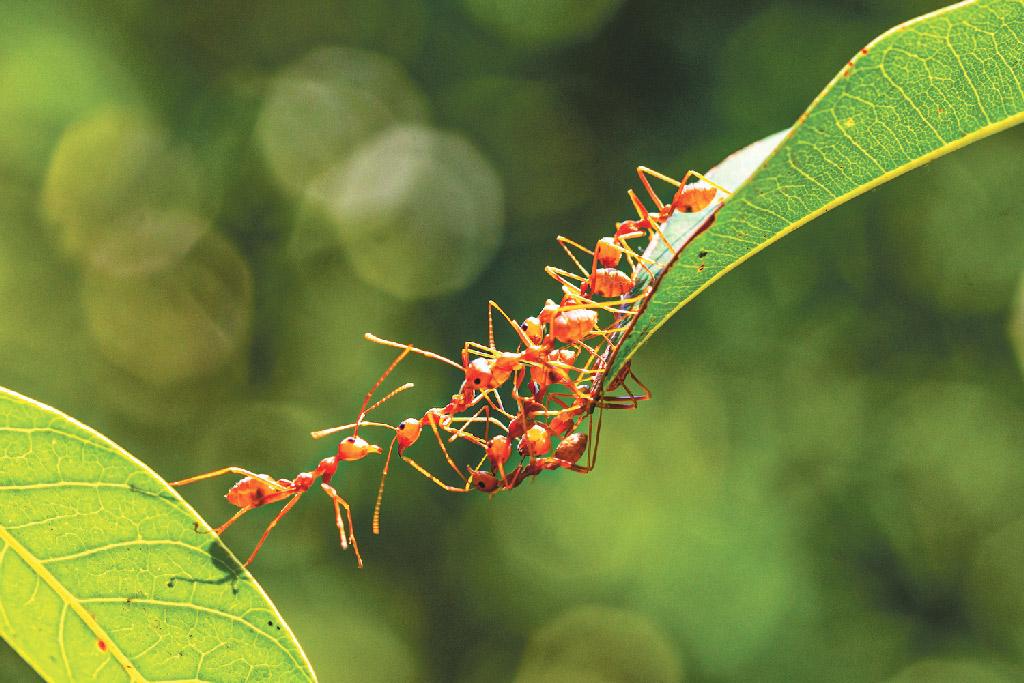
left=2, top=0, right=1024, bottom=680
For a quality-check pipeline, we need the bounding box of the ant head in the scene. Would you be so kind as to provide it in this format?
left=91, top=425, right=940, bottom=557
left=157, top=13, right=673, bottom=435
left=465, top=358, right=493, bottom=390
left=520, top=316, right=544, bottom=343
left=396, top=418, right=422, bottom=451
left=337, top=435, right=378, bottom=462
left=468, top=469, right=500, bottom=493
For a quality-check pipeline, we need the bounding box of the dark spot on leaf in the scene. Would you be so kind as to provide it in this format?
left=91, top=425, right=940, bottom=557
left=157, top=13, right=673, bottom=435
left=97, top=640, right=107, bottom=652
left=167, top=579, right=176, bottom=588
left=268, top=621, right=273, bottom=627
left=697, top=264, right=706, bottom=272
left=698, top=250, right=708, bottom=258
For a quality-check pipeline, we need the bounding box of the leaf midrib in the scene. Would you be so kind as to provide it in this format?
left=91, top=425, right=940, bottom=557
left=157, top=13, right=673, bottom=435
left=0, top=522, right=143, bottom=682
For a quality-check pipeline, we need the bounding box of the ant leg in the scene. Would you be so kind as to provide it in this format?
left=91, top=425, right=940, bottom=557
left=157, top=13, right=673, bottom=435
left=459, top=388, right=514, bottom=422
left=627, top=189, right=673, bottom=252
left=679, top=169, right=733, bottom=196
left=638, top=165, right=681, bottom=189
left=478, top=405, right=507, bottom=482
left=586, top=407, right=604, bottom=471
left=357, top=348, right=411, bottom=421
left=310, top=387, right=409, bottom=443
left=606, top=236, right=656, bottom=278
left=555, top=235, right=596, bottom=279
left=590, top=369, right=652, bottom=410
left=214, top=506, right=254, bottom=535
left=448, top=415, right=508, bottom=433
left=628, top=188, right=652, bottom=221
left=487, top=300, right=496, bottom=350
left=594, top=370, right=649, bottom=409
left=551, top=286, right=625, bottom=315
left=606, top=235, right=655, bottom=278
left=488, top=300, right=534, bottom=348
left=487, top=385, right=508, bottom=416
left=628, top=367, right=652, bottom=402
left=545, top=266, right=587, bottom=291
left=400, top=454, right=468, bottom=493
left=398, top=414, right=473, bottom=491
left=558, top=287, right=651, bottom=315
left=464, top=341, right=502, bottom=358
left=372, top=435, right=399, bottom=535
left=361, top=383, right=414, bottom=421
left=636, top=166, right=668, bottom=211
left=321, top=484, right=363, bottom=569
left=364, top=333, right=463, bottom=371
left=446, top=404, right=492, bottom=446
left=311, top=420, right=396, bottom=440
left=170, top=467, right=282, bottom=489
left=446, top=378, right=517, bottom=419
left=243, top=491, right=303, bottom=566
left=607, top=370, right=639, bottom=410
left=610, top=235, right=655, bottom=265
left=428, top=416, right=472, bottom=484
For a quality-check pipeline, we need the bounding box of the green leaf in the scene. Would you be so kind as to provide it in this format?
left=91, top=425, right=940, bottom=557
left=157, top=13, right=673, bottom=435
left=0, top=387, right=315, bottom=682
left=607, top=0, right=1024, bottom=379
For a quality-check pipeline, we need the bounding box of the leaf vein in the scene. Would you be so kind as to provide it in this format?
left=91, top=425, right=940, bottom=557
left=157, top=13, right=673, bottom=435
left=946, top=29, right=993, bottom=124
left=79, top=597, right=302, bottom=672
left=829, top=110, right=887, bottom=172
left=58, top=603, right=73, bottom=682
left=39, top=539, right=211, bottom=564
left=878, top=62, right=948, bottom=146
left=0, top=524, right=142, bottom=680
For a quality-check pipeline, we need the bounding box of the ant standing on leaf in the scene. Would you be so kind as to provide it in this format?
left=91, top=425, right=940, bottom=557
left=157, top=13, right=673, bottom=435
left=171, top=353, right=415, bottom=569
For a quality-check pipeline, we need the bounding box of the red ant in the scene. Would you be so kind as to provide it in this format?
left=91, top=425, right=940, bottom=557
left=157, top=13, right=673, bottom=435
left=619, top=166, right=733, bottom=253
left=171, top=356, right=415, bottom=568
left=357, top=334, right=516, bottom=501
left=407, top=352, right=652, bottom=497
